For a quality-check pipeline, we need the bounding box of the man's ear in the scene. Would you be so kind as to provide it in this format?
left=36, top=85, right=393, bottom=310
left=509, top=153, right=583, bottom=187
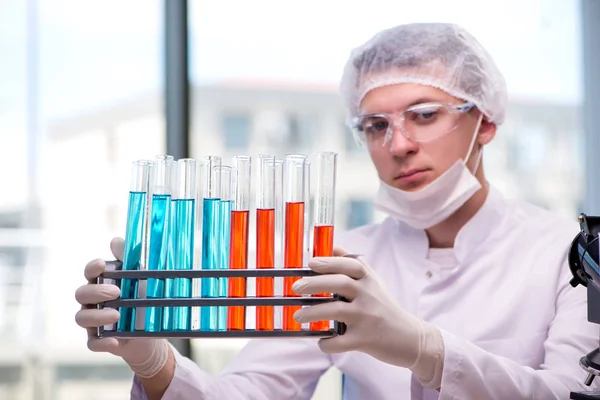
left=477, top=117, right=496, bottom=146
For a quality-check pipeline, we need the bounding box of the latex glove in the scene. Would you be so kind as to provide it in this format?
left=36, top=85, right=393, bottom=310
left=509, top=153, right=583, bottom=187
left=292, top=247, right=445, bottom=389
left=74, top=237, right=170, bottom=379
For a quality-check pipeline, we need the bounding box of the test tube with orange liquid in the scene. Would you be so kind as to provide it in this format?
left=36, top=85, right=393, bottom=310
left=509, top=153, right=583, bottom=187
left=311, top=152, right=337, bottom=331
left=283, top=154, right=308, bottom=331
left=256, top=155, right=276, bottom=331
left=227, top=156, right=251, bottom=331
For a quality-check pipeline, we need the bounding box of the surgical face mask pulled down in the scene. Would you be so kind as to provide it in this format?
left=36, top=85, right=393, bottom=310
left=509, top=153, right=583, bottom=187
left=373, top=114, right=484, bottom=230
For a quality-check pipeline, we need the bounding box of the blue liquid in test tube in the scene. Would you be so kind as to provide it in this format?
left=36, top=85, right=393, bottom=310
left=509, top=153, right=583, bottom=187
left=145, top=155, right=176, bottom=332
left=216, top=165, right=234, bottom=331
left=173, top=198, right=195, bottom=330
left=145, top=193, right=170, bottom=331
left=171, top=159, right=197, bottom=331
left=218, top=198, right=233, bottom=331
left=202, top=199, right=220, bottom=296
left=118, top=160, right=151, bottom=332
left=162, top=198, right=178, bottom=331
left=200, top=156, right=222, bottom=331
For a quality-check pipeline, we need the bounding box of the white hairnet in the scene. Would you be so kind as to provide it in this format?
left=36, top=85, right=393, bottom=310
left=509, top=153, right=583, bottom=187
left=340, top=22, right=507, bottom=125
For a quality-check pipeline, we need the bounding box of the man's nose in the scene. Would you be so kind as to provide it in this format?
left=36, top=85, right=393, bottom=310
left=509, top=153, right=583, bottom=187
left=387, top=125, right=419, bottom=157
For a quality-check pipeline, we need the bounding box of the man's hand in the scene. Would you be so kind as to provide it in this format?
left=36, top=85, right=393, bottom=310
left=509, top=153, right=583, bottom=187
left=74, top=237, right=170, bottom=378
left=292, top=247, right=445, bottom=389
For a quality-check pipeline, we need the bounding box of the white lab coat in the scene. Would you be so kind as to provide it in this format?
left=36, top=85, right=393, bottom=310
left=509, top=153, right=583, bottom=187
left=131, top=186, right=599, bottom=399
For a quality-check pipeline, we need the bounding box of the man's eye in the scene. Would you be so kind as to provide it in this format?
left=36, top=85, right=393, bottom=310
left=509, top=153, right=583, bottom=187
left=407, top=108, right=440, bottom=124
left=364, top=118, right=389, bottom=133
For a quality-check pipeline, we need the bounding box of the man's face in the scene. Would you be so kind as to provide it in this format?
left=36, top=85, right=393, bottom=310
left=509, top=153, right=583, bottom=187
left=359, top=83, right=495, bottom=192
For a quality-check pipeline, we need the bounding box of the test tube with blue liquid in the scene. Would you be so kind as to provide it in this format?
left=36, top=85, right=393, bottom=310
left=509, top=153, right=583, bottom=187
left=118, top=160, right=152, bottom=332
left=144, top=155, right=175, bottom=332
left=215, top=165, right=233, bottom=331
left=171, top=159, right=197, bottom=331
left=200, top=156, right=222, bottom=331
left=162, top=161, right=179, bottom=331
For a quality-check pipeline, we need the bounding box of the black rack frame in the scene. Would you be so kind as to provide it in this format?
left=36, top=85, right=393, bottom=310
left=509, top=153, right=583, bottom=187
left=97, top=261, right=347, bottom=339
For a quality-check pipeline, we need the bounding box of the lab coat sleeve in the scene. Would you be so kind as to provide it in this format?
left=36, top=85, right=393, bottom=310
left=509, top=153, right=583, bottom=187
left=437, top=269, right=599, bottom=399
left=130, top=338, right=333, bottom=399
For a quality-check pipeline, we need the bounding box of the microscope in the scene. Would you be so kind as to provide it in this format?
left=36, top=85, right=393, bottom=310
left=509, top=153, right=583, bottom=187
left=569, top=214, right=600, bottom=399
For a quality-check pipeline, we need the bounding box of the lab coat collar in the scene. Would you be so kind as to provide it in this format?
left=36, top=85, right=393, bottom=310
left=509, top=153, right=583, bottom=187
left=392, top=185, right=508, bottom=266
left=453, top=185, right=507, bottom=265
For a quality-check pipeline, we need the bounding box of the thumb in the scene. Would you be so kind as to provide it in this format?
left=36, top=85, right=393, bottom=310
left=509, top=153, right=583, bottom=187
left=333, top=247, right=351, bottom=257
left=110, top=237, right=125, bottom=262
left=333, top=247, right=371, bottom=272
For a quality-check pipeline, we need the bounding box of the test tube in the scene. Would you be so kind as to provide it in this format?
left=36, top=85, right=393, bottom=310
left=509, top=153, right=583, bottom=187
left=228, top=156, right=251, bottom=331
left=216, top=166, right=233, bottom=331
left=200, top=156, right=222, bottom=331
left=310, top=152, right=337, bottom=331
left=145, top=155, right=175, bottom=332
left=256, top=155, right=276, bottom=331
left=301, top=160, right=312, bottom=332
left=171, top=159, right=196, bottom=331
left=162, top=162, right=179, bottom=331
left=118, top=160, right=152, bottom=332
left=273, top=159, right=284, bottom=330
left=283, top=154, right=308, bottom=331
left=303, top=161, right=312, bottom=265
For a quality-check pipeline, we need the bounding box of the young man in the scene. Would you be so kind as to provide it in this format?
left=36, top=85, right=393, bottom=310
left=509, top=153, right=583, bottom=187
left=75, top=22, right=598, bottom=399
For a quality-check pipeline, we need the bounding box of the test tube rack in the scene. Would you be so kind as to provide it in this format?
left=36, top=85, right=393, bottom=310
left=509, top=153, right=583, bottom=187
left=97, top=261, right=347, bottom=339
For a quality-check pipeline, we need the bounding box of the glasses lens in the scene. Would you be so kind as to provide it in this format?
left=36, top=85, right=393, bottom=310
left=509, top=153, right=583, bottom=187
left=353, top=115, right=390, bottom=144
left=404, top=104, right=463, bottom=142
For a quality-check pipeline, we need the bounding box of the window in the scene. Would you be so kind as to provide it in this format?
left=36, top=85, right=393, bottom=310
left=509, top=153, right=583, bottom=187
left=0, top=0, right=166, bottom=396
left=507, top=124, right=548, bottom=171
left=346, top=199, right=373, bottom=229
left=221, top=113, right=251, bottom=150
left=287, top=113, right=317, bottom=149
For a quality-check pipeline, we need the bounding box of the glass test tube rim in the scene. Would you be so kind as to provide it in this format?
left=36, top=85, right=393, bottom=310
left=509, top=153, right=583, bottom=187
left=315, top=151, right=337, bottom=158
left=202, top=156, right=222, bottom=199
left=283, top=154, right=308, bottom=204
left=283, top=154, right=308, bottom=171
left=314, top=152, right=338, bottom=226
left=213, top=165, right=234, bottom=202
left=232, top=155, right=252, bottom=211
left=152, top=156, right=175, bottom=195
left=155, top=154, right=174, bottom=162
left=274, top=159, right=284, bottom=263
left=130, top=160, right=153, bottom=192
left=176, top=158, right=197, bottom=200
left=257, top=155, right=276, bottom=209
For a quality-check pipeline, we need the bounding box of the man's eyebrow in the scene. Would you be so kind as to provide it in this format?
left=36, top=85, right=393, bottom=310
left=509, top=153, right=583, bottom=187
left=360, top=97, right=443, bottom=115
left=405, top=97, right=439, bottom=108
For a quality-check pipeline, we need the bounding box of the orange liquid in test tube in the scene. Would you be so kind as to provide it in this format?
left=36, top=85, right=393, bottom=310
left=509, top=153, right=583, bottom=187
left=310, top=152, right=338, bottom=331
left=256, top=208, right=275, bottom=330
left=283, top=201, right=305, bottom=331
left=227, top=210, right=249, bottom=330
left=226, top=155, right=252, bottom=331
left=310, top=224, right=334, bottom=331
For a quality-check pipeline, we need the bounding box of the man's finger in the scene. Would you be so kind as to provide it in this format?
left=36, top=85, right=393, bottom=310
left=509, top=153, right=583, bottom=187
left=84, top=259, right=106, bottom=282
left=75, top=284, right=120, bottom=305
left=318, top=333, right=358, bottom=354
left=307, top=256, right=367, bottom=280
left=293, top=301, right=357, bottom=324
left=110, top=237, right=125, bottom=262
left=332, top=247, right=351, bottom=257
left=76, top=308, right=120, bottom=328
left=87, top=336, right=120, bottom=354
left=292, top=274, right=359, bottom=299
